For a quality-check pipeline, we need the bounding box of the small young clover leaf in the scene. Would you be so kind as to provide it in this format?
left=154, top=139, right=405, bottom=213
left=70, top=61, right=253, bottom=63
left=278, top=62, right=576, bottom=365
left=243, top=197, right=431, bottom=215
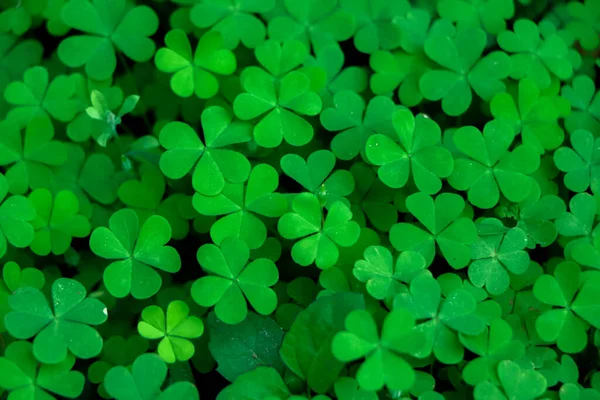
left=498, top=19, right=574, bottom=90
left=193, top=164, right=286, bottom=249
left=565, top=0, right=600, bottom=52
left=339, top=0, right=410, bottom=54
left=138, top=300, right=204, bottom=363
left=390, top=192, right=477, bottom=269
left=491, top=78, right=566, bottom=154
left=533, top=261, right=600, bottom=353
left=474, top=360, right=547, bottom=400
left=0, top=341, right=85, bottom=400
left=85, top=90, right=140, bottom=147
left=0, top=173, right=35, bottom=258
left=437, top=0, right=514, bottom=35
left=561, top=75, right=600, bottom=135
left=155, top=30, right=236, bottom=99
left=27, top=189, right=91, bottom=256
left=320, top=91, right=396, bottom=161
left=4, top=66, right=79, bottom=127
left=419, top=23, right=511, bottom=116
left=353, top=246, right=427, bottom=300
left=469, top=219, right=530, bottom=296
left=332, top=308, right=422, bottom=391
left=5, top=277, right=108, bottom=364
left=448, top=120, right=540, bottom=209
left=159, top=107, right=252, bottom=196
left=0, top=116, right=67, bottom=195
left=280, top=150, right=354, bottom=207
left=554, top=130, right=600, bottom=194
left=89, top=209, right=181, bottom=299
left=191, top=237, right=278, bottom=325
left=365, top=108, right=454, bottom=194
left=104, top=353, right=199, bottom=400
left=190, top=0, right=275, bottom=49
left=394, top=274, right=486, bottom=364
left=278, top=193, right=361, bottom=269
left=58, top=0, right=159, bottom=80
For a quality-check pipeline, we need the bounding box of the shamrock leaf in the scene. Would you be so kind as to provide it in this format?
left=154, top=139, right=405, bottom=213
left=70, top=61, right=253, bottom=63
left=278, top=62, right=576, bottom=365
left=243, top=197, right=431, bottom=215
left=353, top=246, right=427, bottom=300
left=281, top=150, right=354, bottom=207
left=565, top=0, right=600, bottom=52
left=390, top=192, right=477, bottom=269
left=138, top=300, right=204, bottom=363
left=155, top=30, right=236, bottom=99
left=448, top=120, right=540, bottom=209
left=4, top=66, right=79, bottom=127
left=533, top=261, right=600, bottom=353
left=190, top=0, right=275, bottom=49
left=118, top=163, right=165, bottom=219
left=58, top=0, right=159, bottom=80
left=192, top=237, right=278, bottom=325
left=0, top=116, right=67, bottom=195
left=0, top=0, right=45, bottom=36
left=437, top=0, right=514, bottom=34
left=469, top=219, right=530, bottom=295
left=278, top=193, right=361, bottom=269
left=0, top=173, right=35, bottom=258
left=498, top=19, right=574, bottom=89
left=217, top=366, right=290, bottom=400
left=104, top=353, right=199, bottom=400
left=420, top=23, right=511, bottom=116
left=474, top=360, right=547, bottom=400
left=89, top=209, right=181, bottom=299
left=0, top=261, right=44, bottom=332
left=5, top=278, right=107, bottom=364
left=394, top=274, right=486, bottom=364
left=160, top=107, right=252, bottom=196
left=332, top=309, right=422, bottom=391
left=491, top=78, right=566, bottom=154
left=554, top=130, right=600, bottom=194
left=28, top=189, right=91, bottom=256
left=193, top=164, right=287, bottom=249
left=320, top=91, right=396, bottom=161
left=365, top=108, right=454, bottom=194
left=334, top=377, right=378, bottom=400
left=0, top=341, right=85, bottom=400
left=561, top=75, right=600, bottom=135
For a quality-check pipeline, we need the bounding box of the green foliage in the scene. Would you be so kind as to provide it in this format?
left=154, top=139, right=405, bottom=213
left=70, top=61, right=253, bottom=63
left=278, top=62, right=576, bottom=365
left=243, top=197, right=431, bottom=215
left=1, top=0, right=600, bottom=398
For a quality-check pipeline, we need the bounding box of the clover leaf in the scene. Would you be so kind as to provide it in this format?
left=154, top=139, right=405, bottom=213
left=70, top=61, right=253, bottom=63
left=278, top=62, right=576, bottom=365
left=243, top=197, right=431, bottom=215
left=190, top=0, right=275, bottom=49
left=104, top=353, right=199, bottom=400
left=193, top=164, right=286, bottom=249
left=58, top=0, right=159, bottom=80
left=89, top=209, right=181, bottom=299
left=565, top=0, right=600, bottom=52
left=332, top=308, right=422, bottom=391
left=394, top=274, right=486, bottom=364
left=0, top=341, right=85, bottom=400
left=554, top=130, right=600, bottom=194
left=155, top=30, right=236, bottom=99
left=0, top=173, right=35, bottom=258
left=448, top=120, right=540, bottom=209
left=5, top=277, right=107, bottom=364
left=217, top=366, right=290, bottom=400
left=437, top=0, right=514, bottom=34
left=278, top=193, right=361, bottom=269
left=192, top=238, right=278, bottom=325
left=561, top=75, right=600, bottom=135
left=160, top=107, right=252, bottom=196
left=366, top=108, right=454, bottom=194
left=390, top=192, right=477, bottom=269
left=138, top=300, right=204, bottom=363
left=0, top=261, right=44, bottom=332
left=498, top=19, right=574, bottom=89
left=474, top=360, right=547, bottom=400
left=420, top=23, right=511, bottom=116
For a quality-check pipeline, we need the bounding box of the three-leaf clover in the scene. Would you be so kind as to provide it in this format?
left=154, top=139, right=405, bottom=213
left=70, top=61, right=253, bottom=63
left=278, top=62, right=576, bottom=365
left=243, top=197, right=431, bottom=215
left=565, top=0, right=600, bottom=52
left=419, top=22, right=511, bottom=116
left=561, top=75, right=600, bottom=135
left=89, top=209, right=181, bottom=299
left=5, top=278, right=107, bottom=364
left=278, top=193, right=361, bottom=269
left=84, top=90, right=140, bottom=147
left=474, top=360, right=547, bottom=400
left=0, top=341, right=85, bottom=400
left=192, top=164, right=287, bottom=249
left=104, top=353, right=199, bottom=400
left=138, top=300, right=204, bottom=363
left=191, top=237, right=278, bottom=325
left=58, top=0, right=159, bottom=80
left=365, top=108, right=454, bottom=194
left=0, top=261, right=44, bottom=332
left=332, top=308, right=422, bottom=391
left=437, top=0, right=514, bottom=34
left=448, top=119, right=540, bottom=209
left=554, top=130, right=600, bottom=194
left=159, top=107, right=252, bottom=197
left=0, top=173, right=35, bottom=258
left=390, top=192, right=477, bottom=269
left=155, top=30, right=237, bottom=99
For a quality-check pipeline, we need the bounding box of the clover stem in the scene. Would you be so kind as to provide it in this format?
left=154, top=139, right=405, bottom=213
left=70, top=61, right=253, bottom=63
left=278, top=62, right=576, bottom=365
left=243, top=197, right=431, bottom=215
left=117, top=51, right=152, bottom=133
